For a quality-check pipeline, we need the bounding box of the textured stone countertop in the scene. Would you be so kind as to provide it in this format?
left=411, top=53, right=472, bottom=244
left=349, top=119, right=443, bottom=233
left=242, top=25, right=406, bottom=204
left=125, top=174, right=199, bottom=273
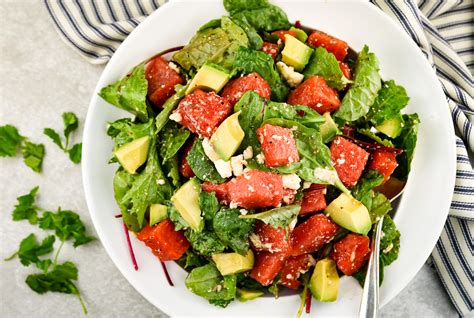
left=0, top=1, right=460, bottom=317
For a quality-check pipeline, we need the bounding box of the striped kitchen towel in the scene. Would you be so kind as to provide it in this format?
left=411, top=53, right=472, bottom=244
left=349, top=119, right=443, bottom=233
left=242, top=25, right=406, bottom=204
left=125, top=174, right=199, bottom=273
left=44, top=0, right=473, bottom=315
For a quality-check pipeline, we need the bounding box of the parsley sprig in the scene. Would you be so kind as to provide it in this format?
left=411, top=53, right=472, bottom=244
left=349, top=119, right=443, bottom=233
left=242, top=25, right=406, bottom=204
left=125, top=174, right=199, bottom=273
left=5, top=186, right=95, bottom=314
left=44, top=112, right=82, bottom=164
left=0, top=124, right=45, bottom=172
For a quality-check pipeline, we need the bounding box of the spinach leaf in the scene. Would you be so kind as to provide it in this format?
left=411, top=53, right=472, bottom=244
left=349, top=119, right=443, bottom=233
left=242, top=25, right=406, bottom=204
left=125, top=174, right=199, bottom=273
left=234, top=91, right=266, bottom=152
left=0, top=124, right=23, bottom=157
left=186, top=139, right=226, bottom=183
left=185, top=229, right=226, bottom=256
left=120, top=136, right=173, bottom=228
left=393, top=114, right=420, bottom=180
left=99, top=64, right=149, bottom=122
left=7, top=234, right=55, bottom=268
left=113, top=169, right=141, bottom=232
left=12, top=186, right=41, bottom=224
left=107, top=118, right=155, bottom=150
left=303, top=47, right=351, bottom=90
left=185, top=264, right=237, bottom=307
left=158, top=121, right=190, bottom=163
left=230, top=15, right=263, bottom=50
left=240, top=205, right=300, bottom=229
left=357, top=128, right=394, bottom=147
left=38, top=208, right=95, bottom=247
left=21, top=141, right=45, bottom=173
left=155, top=84, right=188, bottom=133
left=367, top=80, right=409, bottom=125
left=335, top=46, right=381, bottom=122
left=380, top=215, right=400, bottom=266
left=263, top=101, right=325, bottom=129
left=213, top=208, right=255, bottom=255
left=200, top=191, right=221, bottom=223
left=183, top=250, right=209, bottom=270
left=225, top=0, right=291, bottom=32
left=221, top=16, right=249, bottom=69
left=234, top=47, right=289, bottom=101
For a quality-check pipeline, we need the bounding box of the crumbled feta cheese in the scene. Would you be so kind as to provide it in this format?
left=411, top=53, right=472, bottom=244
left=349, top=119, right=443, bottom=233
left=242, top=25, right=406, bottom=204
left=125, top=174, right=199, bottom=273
left=256, top=153, right=265, bottom=164
left=286, top=274, right=294, bottom=280
left=168, top=62, right=180, bottom=73
left=239, top=209, right=248, bottom=215
left=169, top=112, right=182, bottom=123
left=249, top=233, right=281, bottom=252
left=383, top=243, right=394, bottom=254
left=229, top=201, right=238, bottom=209
left=276, top=61, right=304, bottom=87
left=157, top=179, right=165, bottom=185
left=336, top=158, right=346, bottom=165
left=313, top=168, right=339, bottom=184
left=271, top=134, right=282, bottom=140
left=289, top=217, right=298, bottom=230
left=350, top=251, right=356, bottom=262
left=230, top=155, right=244, bottom=177
left=303, top=182, right=312, bottom=189
left=243, top=146, right=253, bottom=160
left=214, top=159, right=232, bottom=178
left=202, top=138, right=220, bottom=162
left=282, top=174, right=301, bottom=190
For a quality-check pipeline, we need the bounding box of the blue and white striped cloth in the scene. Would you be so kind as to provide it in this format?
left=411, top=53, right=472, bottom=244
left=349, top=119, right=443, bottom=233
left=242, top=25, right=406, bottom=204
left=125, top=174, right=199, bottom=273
left=44, top=0, right=473, bottom=315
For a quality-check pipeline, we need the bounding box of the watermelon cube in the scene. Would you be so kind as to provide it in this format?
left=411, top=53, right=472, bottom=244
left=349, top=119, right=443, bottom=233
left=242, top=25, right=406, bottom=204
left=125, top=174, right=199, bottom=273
left=257, top=124, right=300, bottom=167
left=330, top=136, right=370, bottom=187
left=330, top=233, right=370, bottom=276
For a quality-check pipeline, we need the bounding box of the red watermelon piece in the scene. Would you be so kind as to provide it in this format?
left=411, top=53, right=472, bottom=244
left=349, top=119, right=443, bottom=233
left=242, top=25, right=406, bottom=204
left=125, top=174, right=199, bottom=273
left=368, top=150, right=398, bottom=184
left=307, top=30, right=349, bottom=61
left=330, top=136, right=370, bottom=187
left=256, top=124, right=300, bottom=167
left=287, top=76, right=341, bottom=114
left=221, top=72, right=271, bottom=106
left=145, top=56, right=183, bottom=107
left=250, top=251, right=287, bottom=286
left=300, top=185, right=327, bottom=215
left=278, top=254, right=315, bottom=289
left=262, top=42, right=279, bottom=60
left=330, top=233, right=370, bottom=276
left=250, top=221, right=291, bottom=254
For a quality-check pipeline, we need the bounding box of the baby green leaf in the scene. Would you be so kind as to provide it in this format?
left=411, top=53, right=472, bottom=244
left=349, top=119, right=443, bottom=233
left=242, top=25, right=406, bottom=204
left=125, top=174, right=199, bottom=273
left=12, top=186, right=41, bottom=224
left=240, top=205, right=300, bottom=229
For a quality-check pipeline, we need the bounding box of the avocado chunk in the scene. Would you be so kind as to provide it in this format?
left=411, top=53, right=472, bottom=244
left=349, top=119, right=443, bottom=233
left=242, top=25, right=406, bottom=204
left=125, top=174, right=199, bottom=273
left=376, top=116, right=403, bottom=138
left=114, top=136, right=150, bottom=174
left=236, top=288, right=264, bottom=302
left=289, top=26, right=308, bottom=42
left=149, top=204, right=168, bottom=226
left=325, top=193, right=371, bottom=235
left=320, top=112, right=339, bottom=143
left=186, top=63, right=230, bottom=95
left=171, top=178, right=202, bottom=230
left=210, top=112, right=245, bottom=161
left=309, top=258, right=339, bottom=302
left=212, top=250, right=254, bottom=276
left=281, top=35, right=313, bottom=71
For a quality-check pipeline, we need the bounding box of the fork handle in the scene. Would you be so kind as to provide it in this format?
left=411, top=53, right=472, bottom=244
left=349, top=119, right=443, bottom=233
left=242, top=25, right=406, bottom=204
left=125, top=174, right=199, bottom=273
left=359, top=215, right=384, bottom=318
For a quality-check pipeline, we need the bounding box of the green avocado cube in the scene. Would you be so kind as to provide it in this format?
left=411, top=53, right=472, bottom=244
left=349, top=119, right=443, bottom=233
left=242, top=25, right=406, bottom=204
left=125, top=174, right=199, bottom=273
left=281, top=35, right=313, bottom=71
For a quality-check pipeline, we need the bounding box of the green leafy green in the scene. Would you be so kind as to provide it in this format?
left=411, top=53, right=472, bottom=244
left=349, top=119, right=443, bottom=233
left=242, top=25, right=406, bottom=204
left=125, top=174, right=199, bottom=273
left=155, top=84, right=188, bottom=132
left=303, top=47, right=351, bottom=90
left=107, top=118, right=155, bottom=150
left=213, top=208, right=255, bottom=255
left=62, top=112, right=79, bottom=141
left=113, top=169, right=140, bottom=231
left=21, top=141, right=45, bottom=172
left=224, top=0, right=291, bottom=32
left=234, top=47, right=289, bottom=101
left=173, top=17, right=248, bottom=71
left=0, top=124, right=23, bottom=157
left=186, top=139, right=226, bottom=183
left=43, top=128, right=64, bottom=149
left=185, top=264, right=237, bottom=307
left=99, top=64, right=149, bottom=121
left=263, top=101, right=325, bottom=130
left=230, top=15, right=263, bottom=50
left=380, top=215, right=400, bottom=266
left=68, top=143, right=82, bottom=164
left=185, top=229, right=226, bottom=256
left=234, top=91, right=266, bottom=153
left=25, top=261, right=88, bottom=314
left=367, top=80, right=409, bottom=125
left=335, top=46, right=381, bottom=122
left=183, top=250, right=209, bottom=270
left=357, top=128, right=394, bottom=147
left=240, top=205, right=300, bottom=229
left=163, top=155, right=181, bottom=187
left=393, top=114, right=420, bottom=180
left=200, top=191, right=221, bottom=223
left=38, top=209, right=95, bottom=247
left=158, top=121, right=190, bottom=163
left=168, top=203, right=189, bottom=231
left=6, top=234, right=55, bottom=268
left=43, top=112, right=82, bottom=164
left=12, top=186, right=41, bottom=224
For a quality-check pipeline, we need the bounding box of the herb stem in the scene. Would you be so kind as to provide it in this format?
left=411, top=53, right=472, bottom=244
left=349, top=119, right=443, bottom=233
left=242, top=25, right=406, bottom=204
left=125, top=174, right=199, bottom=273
left=75, top=290, right=88, bottom=315
left=53, top=240, right=65, bottom=268
left=4, top=252, right=18, bottom=261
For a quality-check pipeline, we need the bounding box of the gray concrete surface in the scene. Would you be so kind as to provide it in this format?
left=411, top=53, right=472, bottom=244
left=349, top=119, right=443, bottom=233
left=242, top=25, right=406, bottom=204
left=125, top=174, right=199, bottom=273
left=0, top=1, right=461, bottom=317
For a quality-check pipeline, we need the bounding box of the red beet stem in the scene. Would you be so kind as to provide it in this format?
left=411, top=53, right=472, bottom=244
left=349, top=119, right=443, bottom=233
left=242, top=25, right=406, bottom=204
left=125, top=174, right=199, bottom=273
left=114, top=214, right=122, bottom=218
left=342, top=124, right=356, bottom=138
left=343, top=135, right=403, bottom=154
left=294, top=20, right=302, bottom=28
left=305, top=288, right=312, bottom=313
left=160, top=261, right=174, bottom=286
left=123, top=222, right=139, bottom=271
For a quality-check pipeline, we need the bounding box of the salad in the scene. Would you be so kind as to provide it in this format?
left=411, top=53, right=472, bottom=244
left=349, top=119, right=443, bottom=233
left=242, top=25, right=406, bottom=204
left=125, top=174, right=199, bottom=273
left=98, top=0, right=419, bottom=314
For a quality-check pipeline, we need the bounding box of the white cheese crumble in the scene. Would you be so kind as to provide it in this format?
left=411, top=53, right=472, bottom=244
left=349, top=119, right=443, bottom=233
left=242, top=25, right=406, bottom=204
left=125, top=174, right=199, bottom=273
left=168, top=62, right=180, bottom=73
left=276, top=61, right=304, bottom=87
left=282, top=174, right=301, bottom=190
left=383, top=242, right=394, bottom=254
left=202, top=138, right=220, bottom=162
left=214, top=159, right=232, bottom=178
left=230, top=155, right=244, bottom=177
left=169, top=112, right=182, bottom=123
left=239, top=209, right=248, bottom=215
left=289, top=217, right=298, bottom=231
left=157, top=179, right=165, bottom=185
left=243, top=146, right=253, bottom=160
left=313, top=168, right=339, bottom=185
left=303, top=181, right=312, bottom=189
left=229, top=201, right=238, bottom=209
left=256, top=153, right=265, bottom=164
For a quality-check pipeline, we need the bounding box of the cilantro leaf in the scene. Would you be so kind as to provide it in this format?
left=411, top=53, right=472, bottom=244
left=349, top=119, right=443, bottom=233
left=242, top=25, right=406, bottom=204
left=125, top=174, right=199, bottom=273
left=22, top=141, right=45, bottom=172
left=213, top=208, right=255, bottom=255
left=12, top=186, right=41, bottom=224
left=99, top=64, right=149, bottom=122
left=367, top=80, right=409, bottom=126
left=38, top=209, right=95, bottom=247
left=68, top=143, right=82, bottom=164
left=43, top=128, right=64, bottom=150
left=0, top=124, right=23, bottom=157
left=62, top=112, right=79, bottom=141
left=6, top=234, right=55, bottom=267
left=240, top=205, right=299, bottom=229
left=303, top=47, right=351, bottom=90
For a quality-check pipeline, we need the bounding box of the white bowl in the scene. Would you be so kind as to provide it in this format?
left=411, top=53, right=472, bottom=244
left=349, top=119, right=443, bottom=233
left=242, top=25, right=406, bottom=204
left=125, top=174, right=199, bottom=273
left=82, top=0, right=456, bottom=316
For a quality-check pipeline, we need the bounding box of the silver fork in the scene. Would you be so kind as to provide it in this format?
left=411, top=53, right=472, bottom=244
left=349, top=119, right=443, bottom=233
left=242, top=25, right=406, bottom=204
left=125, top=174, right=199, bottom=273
left=358, top=181, right=406, bottom=318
